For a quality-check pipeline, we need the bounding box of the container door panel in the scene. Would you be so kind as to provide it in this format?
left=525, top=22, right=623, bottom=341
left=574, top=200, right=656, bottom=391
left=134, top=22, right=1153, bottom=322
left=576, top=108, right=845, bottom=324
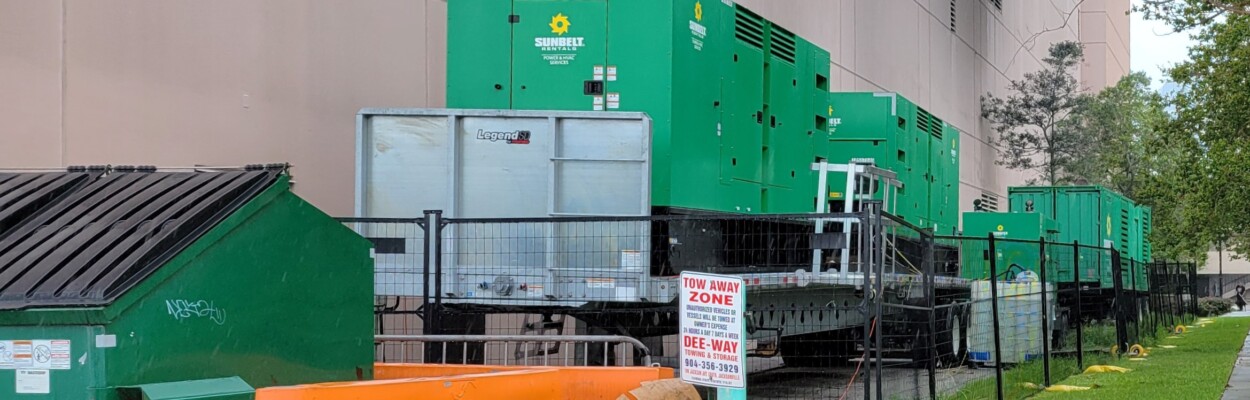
left=512, top=1, right=607, bottom=110
left=725, top=41, right=764, bottom=183
left=447, top=0, right=514, bottom=108
left=764, top=55, right=801, bottom=189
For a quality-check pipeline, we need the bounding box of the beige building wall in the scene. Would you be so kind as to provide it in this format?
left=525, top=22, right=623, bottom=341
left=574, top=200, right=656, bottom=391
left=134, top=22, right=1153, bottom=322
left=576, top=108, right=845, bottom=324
left=0, top=0, right=1128, bottom=218
left=1203, top=249, right=1250, bottom=275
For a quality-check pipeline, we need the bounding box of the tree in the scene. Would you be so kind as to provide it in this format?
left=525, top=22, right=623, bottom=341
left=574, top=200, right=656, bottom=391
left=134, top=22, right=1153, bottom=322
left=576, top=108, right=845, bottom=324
left=1135, top=0, right=1250, bottom=30
left=981, top=41, right=1091, bottom=185
left=1132, top=6, right=1250, bottom=262
left=1074, top=72, right=1169, bottom=199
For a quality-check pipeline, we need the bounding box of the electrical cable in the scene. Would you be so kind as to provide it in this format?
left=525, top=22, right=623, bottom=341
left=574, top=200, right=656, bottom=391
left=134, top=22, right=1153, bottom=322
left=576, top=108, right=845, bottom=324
left=838, top=316, right=877, bottom=400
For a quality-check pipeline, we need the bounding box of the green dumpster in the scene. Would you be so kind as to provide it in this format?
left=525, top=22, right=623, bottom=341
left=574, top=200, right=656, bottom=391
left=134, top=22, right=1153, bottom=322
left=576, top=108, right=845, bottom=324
left=0, top=166, right=374, bottom=399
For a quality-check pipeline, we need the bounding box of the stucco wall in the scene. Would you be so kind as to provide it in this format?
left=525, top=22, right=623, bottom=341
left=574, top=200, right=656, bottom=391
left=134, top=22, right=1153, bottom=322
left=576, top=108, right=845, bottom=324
left=0, top=0, right=1128, bottom=218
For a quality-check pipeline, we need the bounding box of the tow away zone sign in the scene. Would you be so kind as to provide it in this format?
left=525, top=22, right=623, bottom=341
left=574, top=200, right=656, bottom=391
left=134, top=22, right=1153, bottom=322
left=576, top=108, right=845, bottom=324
left=679, top=271, right=746, bottom=389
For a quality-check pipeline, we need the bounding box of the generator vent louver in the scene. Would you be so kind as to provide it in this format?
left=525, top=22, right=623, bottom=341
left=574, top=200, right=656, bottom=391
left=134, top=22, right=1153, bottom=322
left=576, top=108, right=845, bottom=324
left=770, top=27, right=797, bottom=64
left=917, top=108, right=944, bottom=139
left=734, top=8, right=765, bottom=48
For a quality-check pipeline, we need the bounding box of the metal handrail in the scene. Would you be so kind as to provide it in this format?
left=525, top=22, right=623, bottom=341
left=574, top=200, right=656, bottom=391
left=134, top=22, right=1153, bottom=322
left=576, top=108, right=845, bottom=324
left=375, top=334, right=654, bottom=366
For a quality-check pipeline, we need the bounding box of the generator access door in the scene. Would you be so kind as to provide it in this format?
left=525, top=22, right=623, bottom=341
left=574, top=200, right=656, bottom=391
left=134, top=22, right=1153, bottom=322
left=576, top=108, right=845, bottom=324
left=511, top=1, right=608, bottom=111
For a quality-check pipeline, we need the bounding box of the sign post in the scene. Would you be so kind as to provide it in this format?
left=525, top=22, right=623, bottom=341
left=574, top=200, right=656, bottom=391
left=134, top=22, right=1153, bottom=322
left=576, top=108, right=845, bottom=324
left=678, top=271, right=747, bottom=398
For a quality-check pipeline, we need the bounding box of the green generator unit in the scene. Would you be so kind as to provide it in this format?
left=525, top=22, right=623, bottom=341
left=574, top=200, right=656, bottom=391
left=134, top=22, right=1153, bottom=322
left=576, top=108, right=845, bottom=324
left=1008, top=186, right=1151, bottom=291
left=0, top=167, right=374, bottom=399
left=827, top=92, right=960, bottom=233
left=447, top=0, right=832, bottom=214
left=960, top=212, right=1062, bottom=282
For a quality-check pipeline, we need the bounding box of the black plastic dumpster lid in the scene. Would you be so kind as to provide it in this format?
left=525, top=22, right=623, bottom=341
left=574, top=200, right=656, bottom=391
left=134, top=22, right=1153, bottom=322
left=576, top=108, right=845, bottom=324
left=0, top=172, right=101, bottom=238
left=0, top=169, right=280, bottom=310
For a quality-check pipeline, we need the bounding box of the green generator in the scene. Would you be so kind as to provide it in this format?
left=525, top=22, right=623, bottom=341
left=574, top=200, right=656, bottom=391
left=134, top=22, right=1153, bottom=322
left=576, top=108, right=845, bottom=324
left=447, top=0, right=831, bottom=214
left=960, top=212, right=1062, bottom=282
left=1008, top=186, right=1151, bottom=291
left=0, top=166, right=374, bottom=399
left=827, top=92, right=960, bottom=233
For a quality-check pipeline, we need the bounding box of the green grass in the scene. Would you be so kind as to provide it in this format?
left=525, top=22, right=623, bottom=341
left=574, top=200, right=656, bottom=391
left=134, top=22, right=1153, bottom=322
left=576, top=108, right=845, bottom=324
left=941, top=317, right=1217, bottom=400
left=940, top=354, right=1113, bottom=400
left=1031, top=316, right=1250, bottom=400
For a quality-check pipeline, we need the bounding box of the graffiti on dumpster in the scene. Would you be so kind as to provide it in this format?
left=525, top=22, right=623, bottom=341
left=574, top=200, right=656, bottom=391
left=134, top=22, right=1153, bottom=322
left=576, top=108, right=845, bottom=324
left=165, top=299, right=227, bottom=325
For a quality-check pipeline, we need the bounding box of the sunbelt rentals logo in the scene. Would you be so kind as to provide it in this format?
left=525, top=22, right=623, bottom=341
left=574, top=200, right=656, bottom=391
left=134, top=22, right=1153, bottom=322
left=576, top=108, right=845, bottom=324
left=689, top=1, right=707, bottom=51
left=535, top=12, right=584, bottom=65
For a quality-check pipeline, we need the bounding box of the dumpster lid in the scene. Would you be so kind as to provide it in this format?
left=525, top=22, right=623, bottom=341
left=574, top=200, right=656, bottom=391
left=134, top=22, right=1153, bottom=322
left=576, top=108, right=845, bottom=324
left=0, top=172, right=98, bottom=238
left=0, top=168, right=280, bottom=310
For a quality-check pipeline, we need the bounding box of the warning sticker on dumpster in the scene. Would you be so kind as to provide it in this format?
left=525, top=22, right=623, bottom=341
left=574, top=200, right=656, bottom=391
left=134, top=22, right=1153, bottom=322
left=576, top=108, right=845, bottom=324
left=0, top=341, right=12, bottom=369
left=11, top=341, right=32, bottom=369
left=679, top=271, right=746, bottom=389
left=16, top=369, right=49, bottom=394
left=0, top=340, right=71, bottom=370
left=30, top=340, right=52, bottom=369
left=50, top=341, right=70, bottom=370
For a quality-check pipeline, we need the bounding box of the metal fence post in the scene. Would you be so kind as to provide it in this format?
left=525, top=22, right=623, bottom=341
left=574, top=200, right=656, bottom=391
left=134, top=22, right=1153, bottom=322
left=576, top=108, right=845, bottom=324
left=874, top=209, right=885, bottom=400
left=1172, top=262, right=1181, bottom=325
left=422, top=211, right=435, bottom=338
left=861, top=210, right=873, bottom=400
left=1130, top=259, right=1139, bottom=345
left=1039, top=237, right=1051, bottom=387
left=1148, top=263, right=1157, bottom=335
left=1111, top=249, right=1128, bottom=355
left=987, top=233, right=1004, bottom=400
left=925, top=233, right=937, bottom=400
left=432, top=210, right=446, bottom=362
left=1190, top=263, right=1199, bottom=318
left=1072, top=241, right=1083, bottom=371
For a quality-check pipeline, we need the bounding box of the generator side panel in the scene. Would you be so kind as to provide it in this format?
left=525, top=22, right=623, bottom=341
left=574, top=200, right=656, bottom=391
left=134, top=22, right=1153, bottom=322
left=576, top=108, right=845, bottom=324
left=717, top=6, right=766, bottom=213
left=934, top=122, right=960, bottom=234
left=826, top=93, right=897, bottom=212
left=103, top=189, right=376, bottom=389
left=961, top=212, right=1046, bottom=281
left=447, top=0, right=514, bottom=109
left=761, top=36, right=831, bottom=213
left=659, top=0, right=724, bottom=212
left=1140, top=205, right=1153, bottom=289
left=1057, top=187, right=1113, bottom=287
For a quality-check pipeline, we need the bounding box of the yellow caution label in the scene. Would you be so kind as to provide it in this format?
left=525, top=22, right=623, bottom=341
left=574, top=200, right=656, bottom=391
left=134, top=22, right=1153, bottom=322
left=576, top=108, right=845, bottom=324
left=1106, top=215, right=1112, bottom=236
left=829, top=192, right=842, bottom=199
left=996, top=224, right=1004, bottom=231
left=694, top=1, right=703, bottom=21
left=828, top=105, right=834, bottom=116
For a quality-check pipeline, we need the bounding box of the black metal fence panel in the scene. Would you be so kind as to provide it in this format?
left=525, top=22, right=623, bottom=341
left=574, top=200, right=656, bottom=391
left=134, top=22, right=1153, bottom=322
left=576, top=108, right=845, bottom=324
left=341, top=210, right=1196, bottom=400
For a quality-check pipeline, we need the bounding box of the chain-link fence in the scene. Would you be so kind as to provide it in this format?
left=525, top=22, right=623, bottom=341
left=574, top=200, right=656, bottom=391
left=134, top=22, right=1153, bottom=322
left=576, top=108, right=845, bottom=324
left=341, top=209, right=1196, bottom=399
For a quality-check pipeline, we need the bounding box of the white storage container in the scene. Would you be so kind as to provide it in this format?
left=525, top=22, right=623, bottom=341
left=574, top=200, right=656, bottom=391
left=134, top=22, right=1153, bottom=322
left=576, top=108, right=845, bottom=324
left=967, top=280, right=1055, bottom=365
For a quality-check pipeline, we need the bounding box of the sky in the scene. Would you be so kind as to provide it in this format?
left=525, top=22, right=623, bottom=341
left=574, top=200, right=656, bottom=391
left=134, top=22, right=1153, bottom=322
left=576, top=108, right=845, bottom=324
left=1129, top=0, right=1198, bottom=91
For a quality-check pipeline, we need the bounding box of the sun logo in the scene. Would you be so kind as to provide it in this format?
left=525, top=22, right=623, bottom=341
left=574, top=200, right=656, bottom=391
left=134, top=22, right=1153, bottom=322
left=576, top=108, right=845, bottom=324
left=549, top=13, right=571, bottom=36
left=694, top=1, right=703, bottom=21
